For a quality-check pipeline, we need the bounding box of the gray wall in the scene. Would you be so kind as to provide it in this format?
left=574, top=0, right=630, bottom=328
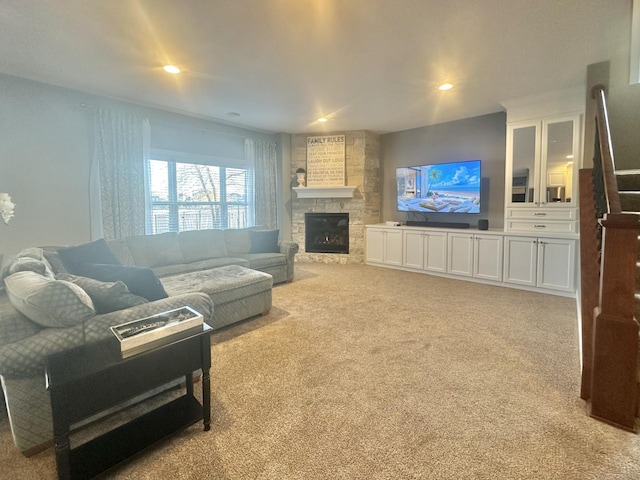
left=0, top=73, right=282, bottom=261
left=608, top=83, right=640, bottom=170
left=380, top=112, right=507, bottom=229
left=583, top=56, right=640, bottom=172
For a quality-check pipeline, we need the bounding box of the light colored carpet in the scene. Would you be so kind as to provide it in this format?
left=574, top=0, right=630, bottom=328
left=1, top=262, right=640, bottom=479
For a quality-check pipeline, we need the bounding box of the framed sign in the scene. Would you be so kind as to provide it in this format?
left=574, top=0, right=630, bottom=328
left=306, top=135, right=346, bottom=186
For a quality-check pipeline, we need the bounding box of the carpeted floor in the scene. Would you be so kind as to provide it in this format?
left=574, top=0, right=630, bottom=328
left=1, top=263, right=640, bottom=479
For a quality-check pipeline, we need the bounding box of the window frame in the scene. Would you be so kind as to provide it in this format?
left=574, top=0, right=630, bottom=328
left=146, top=149, right=254, bottom=234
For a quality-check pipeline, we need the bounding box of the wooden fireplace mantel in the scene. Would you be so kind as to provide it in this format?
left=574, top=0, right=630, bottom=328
left=293, top=186, right=356, bottom=199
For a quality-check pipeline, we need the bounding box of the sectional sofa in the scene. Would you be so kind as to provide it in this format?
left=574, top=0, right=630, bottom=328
left=0, top=227, right=298, bottom=454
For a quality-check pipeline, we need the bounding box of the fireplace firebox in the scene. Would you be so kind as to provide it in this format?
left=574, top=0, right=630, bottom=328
left=305, top=213, right=349, bottom=254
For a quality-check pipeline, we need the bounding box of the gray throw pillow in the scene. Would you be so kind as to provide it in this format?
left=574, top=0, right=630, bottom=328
left=57, top=238, right=121, bottom=273
left=5, top=271, right=96, bottom=328
left=57, top=273, right=148, bottom=314
left=72, top=263, right=169, bottom=301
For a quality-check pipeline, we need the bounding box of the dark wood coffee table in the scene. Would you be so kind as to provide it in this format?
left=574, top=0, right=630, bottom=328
left=45, top=323, right=213, bottom=480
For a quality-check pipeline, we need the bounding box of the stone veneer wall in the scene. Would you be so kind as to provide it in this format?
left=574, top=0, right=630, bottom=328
left=291, top=130, right=381, bottom=263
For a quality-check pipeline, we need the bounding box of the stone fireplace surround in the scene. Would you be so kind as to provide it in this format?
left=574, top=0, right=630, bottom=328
left=291, top=131, right=381, bottom=264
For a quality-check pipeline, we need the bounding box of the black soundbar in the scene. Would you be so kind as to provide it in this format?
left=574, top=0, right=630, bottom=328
left=405, top=221, right=470, bottom=229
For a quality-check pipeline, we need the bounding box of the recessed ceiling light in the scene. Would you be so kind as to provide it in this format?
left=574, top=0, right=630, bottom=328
left=163, top=65, right=181, bottom=74
left=317, top=117, right=328, bottom=123
left=438, top=83, right=454, bottom=91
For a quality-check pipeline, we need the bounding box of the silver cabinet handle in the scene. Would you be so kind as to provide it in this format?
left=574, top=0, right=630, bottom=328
left=533, top=224, right=546, bottom=228
left=534, top=213, right=546, bottom=216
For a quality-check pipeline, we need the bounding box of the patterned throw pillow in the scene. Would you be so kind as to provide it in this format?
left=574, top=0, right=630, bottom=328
left=5, top=257, right=55, bottom=279
left=5, top=271, right=96, bottom=328
left=0, top=247, right=56, bottom=280
left=56, top=273, right=148, bottom=314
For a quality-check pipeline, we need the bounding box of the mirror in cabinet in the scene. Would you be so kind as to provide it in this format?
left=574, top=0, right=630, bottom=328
left=543, top=119, right=574, bottom=204
left=511, top=125, right=537, bottom=203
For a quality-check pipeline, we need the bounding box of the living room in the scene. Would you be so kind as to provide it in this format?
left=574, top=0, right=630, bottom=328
left=1, top=1, right=640, bottom=479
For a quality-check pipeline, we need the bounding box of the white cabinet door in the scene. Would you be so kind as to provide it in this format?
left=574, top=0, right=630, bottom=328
left=403, top=230, right=424, bottom=269
left=503, top=236, right=538, bottom=286
left=448, top=233, right=474, bottom=277
left=366, top=228, right=385, bottom=264
left=384, top=229, right=403, bottom=266
left=473, top=234, right=503, bottom=281
left=504, top=235, right=575, bottom=292
left=536, top=237, right=575, bottom=292
left=366, top=227, right=403, bottom=266
left=424, top=231, right=448, bottom=273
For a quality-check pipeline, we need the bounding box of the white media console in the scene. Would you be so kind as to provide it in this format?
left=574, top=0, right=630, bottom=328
left=365, top=224, right=578, bottom=297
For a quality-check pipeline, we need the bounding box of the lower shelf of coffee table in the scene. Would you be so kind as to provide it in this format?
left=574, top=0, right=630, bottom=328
left=69, top=395, right=203, bottom=479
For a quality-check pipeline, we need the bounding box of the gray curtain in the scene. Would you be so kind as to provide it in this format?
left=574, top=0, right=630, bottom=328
left=246, top=139, right=278, bottom=229
left=90, top=108, right=150, bottom=240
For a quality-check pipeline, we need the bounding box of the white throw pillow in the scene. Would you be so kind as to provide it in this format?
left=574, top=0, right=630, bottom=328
left=5, top=271, right=96, bottom=328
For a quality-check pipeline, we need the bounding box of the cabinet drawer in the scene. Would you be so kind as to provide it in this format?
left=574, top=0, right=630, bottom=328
left=506, top=220, right=577, bottom=233
left=506, top=208, right=576, bottom=220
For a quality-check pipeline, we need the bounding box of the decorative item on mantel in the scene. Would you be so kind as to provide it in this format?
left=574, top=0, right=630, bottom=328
left=296, top=168, right=307, bottom=187
left=0, top=193, right=15, bottom=225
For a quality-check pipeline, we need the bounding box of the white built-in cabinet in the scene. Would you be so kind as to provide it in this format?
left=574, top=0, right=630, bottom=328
left=503, top=91, right=583, bottom=234
left=403, top=229, right=447, bottom=272
left=365, top=225, right=576, bottom=296
left=447, top=233, right=503, bottom=281
left=365, top=226, right=403, bottom=266
left=503, top=236, right=575, bottom=293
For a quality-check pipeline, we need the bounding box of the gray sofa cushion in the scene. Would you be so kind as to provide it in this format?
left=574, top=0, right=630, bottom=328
left=153, top=257, right=249, bottom=278
left=126, top=232, right=183, bottom=268
left=178, top=229, right=228, bottom=262
left=223, top=228, right=252, bottom=254
left=249, top=229, right=280, bottom=253
left=56, top=273, right=148, bottom=314
left=106, top=238, right=136, bottom=266
left=0, top=294, right=41, bottom=347
left=5, top=271, right=96, bottom=328
left=236, top=253, right=287, bottom=270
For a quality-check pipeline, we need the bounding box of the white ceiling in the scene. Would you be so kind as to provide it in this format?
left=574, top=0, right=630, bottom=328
left=0, top=0, right=632, bottom=134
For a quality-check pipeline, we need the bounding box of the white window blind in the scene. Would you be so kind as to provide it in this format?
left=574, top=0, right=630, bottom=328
left=147, top=151, right=254, bottom=234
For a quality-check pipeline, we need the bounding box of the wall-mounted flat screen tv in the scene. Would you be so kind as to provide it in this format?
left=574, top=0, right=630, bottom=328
left=396, top=160, right=481, bottom=213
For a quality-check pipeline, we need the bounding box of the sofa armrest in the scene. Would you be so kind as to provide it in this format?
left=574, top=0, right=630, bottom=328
left=279, top=241, right=299, bottom=258
left=0, top=292, right=214, bottom=379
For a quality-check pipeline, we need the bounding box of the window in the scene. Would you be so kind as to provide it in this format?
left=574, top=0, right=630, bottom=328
left=147, top=152, right=254, bottom=234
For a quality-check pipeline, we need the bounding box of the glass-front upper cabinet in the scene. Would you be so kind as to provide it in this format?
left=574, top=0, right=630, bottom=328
left=542, top=119, right=576, bottom=205
left=506, top=115, right=581, bottom=208
left=509, top=124, right=539, bottom=204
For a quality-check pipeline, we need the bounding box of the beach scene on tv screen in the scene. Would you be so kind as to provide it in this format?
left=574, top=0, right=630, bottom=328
left=397, top=161, right=481, bottom=213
